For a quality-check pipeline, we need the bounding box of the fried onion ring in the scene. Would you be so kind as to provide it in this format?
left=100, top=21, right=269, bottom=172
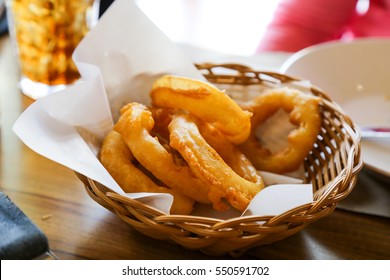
left=114, top=102, right=210, bottom=204
left=168, top=113, right=265, bottom=212
left=198, top=121, right=262, bottom=185
left=150, top=75, right=252, bottom=144
left=100, top=130, right=195, bottom=215
left=239, top=87, right=322, bottom=174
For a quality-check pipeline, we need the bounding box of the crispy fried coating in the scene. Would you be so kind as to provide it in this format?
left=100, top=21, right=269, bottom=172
left=150, top=75, right=252, bottom=144
left=114, top=102, right=210, bottom=204
left=239, top=87, right=322, bottom=174
left=100, top=130, right=195, bottom=215
left=198, top=121, right=262, bottom=185
left=169, top=113, right=265, bottom=212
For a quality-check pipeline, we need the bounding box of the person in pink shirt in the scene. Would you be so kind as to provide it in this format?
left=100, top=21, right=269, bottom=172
left=256, top=0, right=390, bottom=52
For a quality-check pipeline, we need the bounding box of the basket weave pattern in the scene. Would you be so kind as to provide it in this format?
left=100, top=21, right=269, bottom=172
left=76, top=63, right=362, bottom=256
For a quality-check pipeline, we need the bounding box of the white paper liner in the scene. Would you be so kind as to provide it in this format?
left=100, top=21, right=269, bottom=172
left=13, top=0, right=313, bottom=218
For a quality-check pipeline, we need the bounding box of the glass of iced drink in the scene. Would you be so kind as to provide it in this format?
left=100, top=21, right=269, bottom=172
left=6, top=0, right=94, bottom=99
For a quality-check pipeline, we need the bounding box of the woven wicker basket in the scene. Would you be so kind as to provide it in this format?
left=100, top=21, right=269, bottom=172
left=76, top=63, right=363, bottom=256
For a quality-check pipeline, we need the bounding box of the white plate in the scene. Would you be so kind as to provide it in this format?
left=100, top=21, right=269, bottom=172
left=281, top=38, right=390, bottom=177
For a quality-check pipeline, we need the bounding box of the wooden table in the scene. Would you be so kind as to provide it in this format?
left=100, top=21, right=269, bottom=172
left=1, top=35, right=389, bottom=260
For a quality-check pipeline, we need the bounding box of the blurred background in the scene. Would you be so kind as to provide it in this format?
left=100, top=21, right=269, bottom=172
left=0, top=0, right=281, bottom=55
left=134, top=0, right=281, bottom=55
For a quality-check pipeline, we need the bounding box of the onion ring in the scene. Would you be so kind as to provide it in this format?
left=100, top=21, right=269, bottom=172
left=239, top=87, right=322, bottom=174
left=152, top=108, right=262, bottom=186
left=198, top=121, right=262, bottom=185
left=168, top=113, right=265, bottom=212
left=114, top=102, right=210, bottom=204
left=100, top=130, right=195, bottom=215
left=150, top=75, right=252, bottom=144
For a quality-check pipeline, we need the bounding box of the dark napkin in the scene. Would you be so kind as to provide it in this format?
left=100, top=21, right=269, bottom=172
left=99, top=0, right=116, bottom=17
left=337, top=168, right=390, bottom=218
left=0, top=192, right=49, bottom=259
left=0, top=8, right=8, bottom=36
